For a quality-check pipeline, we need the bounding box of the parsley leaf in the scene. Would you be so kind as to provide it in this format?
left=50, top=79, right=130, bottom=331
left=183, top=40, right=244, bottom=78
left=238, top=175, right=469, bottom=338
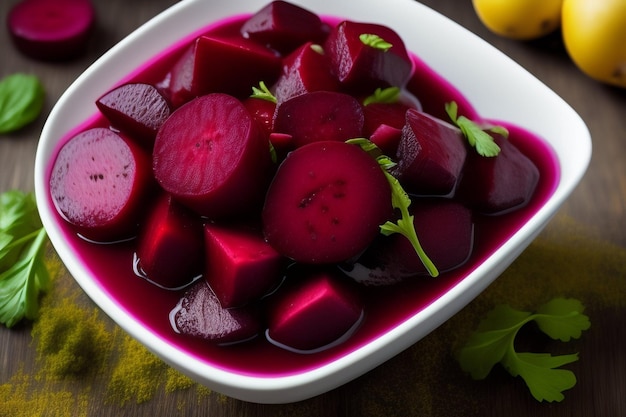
left=363, top=86, right=401, bottom=106
left=445, top=101, right=506, bottom=157
left=250, top=81, right=276, bottom=104
left=359, top=34, right=393, bottom=51
left=0, top=73, right=45, bottom=134
left=456, top=298, right=591, bottom=402
left=0, top=190, right=50, bottom=327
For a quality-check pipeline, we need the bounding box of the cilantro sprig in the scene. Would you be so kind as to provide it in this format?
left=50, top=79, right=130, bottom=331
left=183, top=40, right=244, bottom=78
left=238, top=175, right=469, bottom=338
left=445, top=101, right=508, bottom=157
left=359, top=33, right=393, bottom=51
left=0, top=190, right=50, bottom=327
left=250, top=81, right=276, bottom=104
left=363, top=86, right=401, bottom=106
left=456, top=298, right=591, bottom=402
left=347, top=138, right=439, bottom=277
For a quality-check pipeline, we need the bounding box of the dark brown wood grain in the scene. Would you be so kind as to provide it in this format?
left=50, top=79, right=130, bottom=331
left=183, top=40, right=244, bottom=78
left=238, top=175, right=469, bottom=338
left=1, top=1, right=624, bottom=416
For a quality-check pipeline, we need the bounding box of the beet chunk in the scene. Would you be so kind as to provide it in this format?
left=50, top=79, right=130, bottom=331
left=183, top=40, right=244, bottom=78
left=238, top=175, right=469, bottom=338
left=394, top=108, right=467, bottom=196
left=96, top=82, right=171, bottom=145
left=152, top=93, right=273, bottom=219
left=266, top=269, right=363, bottom=352
left=262, top=141, right=393, bottom=264
left=49, top=128, right=152, bottom=242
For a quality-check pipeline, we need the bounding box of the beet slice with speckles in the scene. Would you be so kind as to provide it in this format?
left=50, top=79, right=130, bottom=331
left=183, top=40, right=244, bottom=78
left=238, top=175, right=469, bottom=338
left=266, top=269, right=363, bottom=352
left=96, top=82, right=171, bottom=145
left=273, top=91, right=364, bottom=149
left=171, top=280, right=261, bottom=345
left=153, top=93, right=273, bottom=219
left=262, top=140, right=393, bottom=264
left=49, top=128, right=152, bottom=242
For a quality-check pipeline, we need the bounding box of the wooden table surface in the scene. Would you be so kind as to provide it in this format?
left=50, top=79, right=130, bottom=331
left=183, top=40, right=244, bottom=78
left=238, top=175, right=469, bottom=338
left=1, top=1, right=624, bottom=416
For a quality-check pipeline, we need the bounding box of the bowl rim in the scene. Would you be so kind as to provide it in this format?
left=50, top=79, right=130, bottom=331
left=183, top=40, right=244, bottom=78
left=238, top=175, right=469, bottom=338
left=34, top=0, right=591, bottom=404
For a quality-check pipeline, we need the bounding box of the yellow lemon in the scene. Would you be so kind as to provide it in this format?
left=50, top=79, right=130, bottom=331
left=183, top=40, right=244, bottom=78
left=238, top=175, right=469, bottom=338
left=472, top=0, right=563, bottom=40
left=562, top=0, right=626, bottom=88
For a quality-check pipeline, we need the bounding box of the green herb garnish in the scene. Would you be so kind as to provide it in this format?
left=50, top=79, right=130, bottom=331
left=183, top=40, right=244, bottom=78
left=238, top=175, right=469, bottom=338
left=456, top=298, right=591, bottom=402
left=347, top=138, right=439, bottom=277
left=359, top=34, right=393, bottom=51
left=363, top=86, right=401, bottom=106
left=250, top=81, right=276, bottom=104
left=0, top=73, right=45, bottom=134
left=445, top=101, right=507, bottom=157
left=0, top=190, right=50, bottom=327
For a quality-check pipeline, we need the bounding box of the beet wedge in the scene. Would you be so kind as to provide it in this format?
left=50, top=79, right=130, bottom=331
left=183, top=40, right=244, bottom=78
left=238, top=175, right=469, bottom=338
left=262, top=140, right=393, bottom=264
left=153, top=93, right=273, bottom=219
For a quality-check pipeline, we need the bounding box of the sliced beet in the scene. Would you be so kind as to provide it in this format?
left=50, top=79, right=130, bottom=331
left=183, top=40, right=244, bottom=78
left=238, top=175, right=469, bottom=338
left=242, top=96, right=276, bottom=138
left=273, top=42, right=338, bottom=104
left=7, top=0, right=95, bottom=61
left=135, top=192, right=204, bottom=289
left=266, top=269, right=363, bottom=352
left=152, top=93, right=273, bottom=219
left=273, top=91, right=364, bottom=149
left=394, top=108, right=467, bottom=196
left=262, top=140, right=393, bottom=264
left=457, top=134, right=540, bottom=214
left=204, top=223, right=286, bottom=308
left=96, top=82, right=171, bottom=145
left=240, top=0, right=328, bottom=54
left=324, top=20, right=413, bottom=93
left=171, top=280, right=261, bottom=345
left=166, top=35, right=281, bottom=106
left=49, top=128, right=152, bottom=242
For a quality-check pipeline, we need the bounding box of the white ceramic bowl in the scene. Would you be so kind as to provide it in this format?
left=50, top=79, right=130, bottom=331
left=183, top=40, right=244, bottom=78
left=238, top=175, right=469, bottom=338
left=34, top=0, right=591, bottom=404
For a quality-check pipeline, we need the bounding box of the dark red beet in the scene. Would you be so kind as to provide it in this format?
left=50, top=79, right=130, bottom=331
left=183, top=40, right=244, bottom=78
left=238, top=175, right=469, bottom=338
left=273, top=42, right=338, bottom=104
left=363, top=101, right=411, bottom=137
left=242, top=96, right=276, bottom=138
left=262, top=140, right=393, bottom=264
left=171, top=280, right=261, bottom=345
left=324, top=20, right=413, bottom=93
left=273, top=91, right=364, bottom=149
left=166, top=35, right=281, bottom=107
left=266, top=269, right=363, bottom=352
left=96, top=82, right=171, bottom=145
left=369, top=124, right=402, bottom=157
left=7, top=0, right=95, bottom=61
left=204, top=224, right=286, bottom=308
left=394, top=108, right=467, bottom=196
left=135, top=193, right=204, bottom=289
left=49, top=128, right=152, bottom=242
left=457, top=134, right=540, bottom=214
left=240, top=0, right=328, bottom=54
left=153, top=93, right=273, bottom=219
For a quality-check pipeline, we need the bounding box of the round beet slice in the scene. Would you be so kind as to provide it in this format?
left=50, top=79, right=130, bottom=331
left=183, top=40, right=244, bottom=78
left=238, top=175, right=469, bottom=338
left=152, top=93, right=272, bottom=219
left=262, top=140, right=393, bottom=264
left=49, top=128, right=152, bottom=242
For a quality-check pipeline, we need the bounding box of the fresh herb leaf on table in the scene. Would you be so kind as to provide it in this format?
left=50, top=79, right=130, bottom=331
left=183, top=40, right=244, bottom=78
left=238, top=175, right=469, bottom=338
left=456, top=298, right=591, bottom=402
left=0, top=190, right=50, bottom=327
left=0, top=73, right=45, bottom=134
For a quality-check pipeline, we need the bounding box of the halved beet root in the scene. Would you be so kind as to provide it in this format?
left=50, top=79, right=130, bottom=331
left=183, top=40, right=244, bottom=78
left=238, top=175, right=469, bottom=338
left=457, top=134, right=540, bottom=215
left=273, top=91, right=364, bottom=149
left=49, top=128, right=152, bottom=242
left=262, top=140, right=393, bottom=264
left=153, top=93, right=273, bottom=219
left=394, top=108, right=467, bottom=196
left=7, top=0, right=95, bottom=61
left=240, top=1, right=328, bottom=54
left=204, top=224, right=286, bottom=308
left=266, top=269, right=363, bottom=352
left=273, top=42, right=338, bottom=104
left=170, top=280, right=261, bottom=345
left=135, top=192, right=204, bottom=289
left=324, top=20, right=413, bottom=93
left=166, top=35, right=281, bottom=107
left=96, top=82, right=171, bottom=145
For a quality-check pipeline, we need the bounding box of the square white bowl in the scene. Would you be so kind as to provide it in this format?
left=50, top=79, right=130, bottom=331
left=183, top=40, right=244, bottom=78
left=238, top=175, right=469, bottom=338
left=34, top=0, right=591, bottom=404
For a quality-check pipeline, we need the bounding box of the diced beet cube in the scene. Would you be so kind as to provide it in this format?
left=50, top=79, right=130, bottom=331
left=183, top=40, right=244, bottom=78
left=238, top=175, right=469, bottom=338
left=394, top=108, right=467, bottom=196
left=457, top=134, right=540, bottom=214
left=240, top=1, right=328, bottom=54
left=266, top=269, right=363, bottom=352
left=204, top=224, right=286, bottom=308
left=96, top=82, right=171, bottom=145
left=273, top=42, right=338, bottom=104
left=166, top=35, right=281, bottom=107
left=369, top=124, right=402, bottom=157
left=242, top=96, right=276, bottom=138
left=273, top=91, right=364, bottom=149
left=49, top=128, right=153, bottom=242
left=135, top=193, right=204, bottom=289
left=324, top=20, right=413, bottom=93
left=363, top=101, right=411, bottom=137
left=171, top=280, right=261, bottom=345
